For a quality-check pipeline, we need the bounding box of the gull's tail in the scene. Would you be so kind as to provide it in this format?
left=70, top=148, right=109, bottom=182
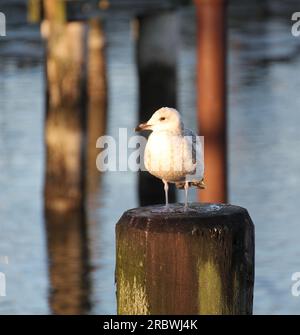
left=175, top=178, right=206, bottom=189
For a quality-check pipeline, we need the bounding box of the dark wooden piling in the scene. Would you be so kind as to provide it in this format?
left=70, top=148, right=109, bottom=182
left=194, top=0, right=228, bottom=203
left=116, top=203, right=254, bottom=315
left=135, top=11, right=178, bottom=206
left=43, top=0, right=87, bottom=211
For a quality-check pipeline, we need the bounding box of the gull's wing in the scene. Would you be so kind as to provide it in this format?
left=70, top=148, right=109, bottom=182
left=175, top=128, right=204, bottom=188
left=183, top=128, right=197, bottom=164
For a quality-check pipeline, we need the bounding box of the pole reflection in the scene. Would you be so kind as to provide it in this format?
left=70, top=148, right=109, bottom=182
left=44, top=208, right=91, bottom=315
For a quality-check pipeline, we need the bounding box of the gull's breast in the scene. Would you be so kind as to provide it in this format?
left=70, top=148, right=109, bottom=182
left=144, top=131, right=195, bottom=182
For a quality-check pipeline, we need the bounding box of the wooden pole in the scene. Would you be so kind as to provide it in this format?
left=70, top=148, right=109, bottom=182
left=116, top=203, right=254, bottom=315
left=43, top=0, right=88, bottom=211
left=135, top=11, right=178, bottom=206
left=86, top=18, right=107, bottom=195
left=194, top=0, right=228, bottom=203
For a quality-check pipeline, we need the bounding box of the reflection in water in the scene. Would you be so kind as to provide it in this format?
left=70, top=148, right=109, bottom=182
left=87, top=19, right=107, bottom=196
left=44, top=209, right=91, bottom=314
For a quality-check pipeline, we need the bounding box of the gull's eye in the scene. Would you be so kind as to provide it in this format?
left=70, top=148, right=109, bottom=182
left=160, top=117, right=166, bottom=121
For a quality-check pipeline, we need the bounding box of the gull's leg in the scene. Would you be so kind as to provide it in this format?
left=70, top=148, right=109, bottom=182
left=163, top=179, right=169, bottom=209
left=184, top=181, right=189, bottom=211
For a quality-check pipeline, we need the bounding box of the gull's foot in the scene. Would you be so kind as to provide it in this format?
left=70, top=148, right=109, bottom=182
left=150, top=205, right=171, bottom=213
left=180, top=204, right=198, bottom=213
left=161, top=205, right=171, bottom=213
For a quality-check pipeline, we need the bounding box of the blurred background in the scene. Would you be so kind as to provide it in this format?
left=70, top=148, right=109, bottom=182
left=0, top=0, right=300, bottom=314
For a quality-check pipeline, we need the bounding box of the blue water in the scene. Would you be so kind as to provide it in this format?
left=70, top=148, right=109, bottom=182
left=1, top=2, right=300, bottom=314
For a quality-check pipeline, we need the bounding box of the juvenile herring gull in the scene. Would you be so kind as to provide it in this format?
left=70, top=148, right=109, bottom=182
left=135, top=107, right=205, bottom=210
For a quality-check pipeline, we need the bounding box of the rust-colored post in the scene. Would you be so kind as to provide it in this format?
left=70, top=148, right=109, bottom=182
left=194, top=0, right=228, bottom=203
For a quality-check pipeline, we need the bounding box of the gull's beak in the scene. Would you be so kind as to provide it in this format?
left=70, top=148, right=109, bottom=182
left=135, top=122, right=151, bottom=132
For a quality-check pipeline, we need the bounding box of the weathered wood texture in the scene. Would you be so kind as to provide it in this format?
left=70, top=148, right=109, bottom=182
left=136, top=11, right=178, bottom=206
left=195, top=0, right=228, bottom=203
left=116, top=203, right=254, bottom=315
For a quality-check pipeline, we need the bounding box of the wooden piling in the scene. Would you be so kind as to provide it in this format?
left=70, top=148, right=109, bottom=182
left=135, top=11, right=178, bottom=206
left=194, top=0, right=228, bottom=203
left=116, top=203, right=254, bottom=315
left=43, top=0, right=88, bottom=211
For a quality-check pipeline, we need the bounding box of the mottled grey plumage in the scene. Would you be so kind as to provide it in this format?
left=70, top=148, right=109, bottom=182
left=175, top=128, right=205, bottom=190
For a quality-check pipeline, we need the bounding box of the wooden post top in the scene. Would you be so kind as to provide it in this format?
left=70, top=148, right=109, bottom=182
left=116, top=203, right=254, bottom=315
left=117, top=203, right=253, bottom=232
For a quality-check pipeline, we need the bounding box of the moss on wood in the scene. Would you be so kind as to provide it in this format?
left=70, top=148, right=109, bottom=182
left=116, top=203, right=254, bottom=315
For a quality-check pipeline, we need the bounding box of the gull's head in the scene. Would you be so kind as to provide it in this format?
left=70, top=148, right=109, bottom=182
left=135, top=107, right=182, bottom=133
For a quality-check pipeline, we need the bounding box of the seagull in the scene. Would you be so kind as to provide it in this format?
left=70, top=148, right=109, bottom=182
left=135, top=107, right=205, bottom=210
